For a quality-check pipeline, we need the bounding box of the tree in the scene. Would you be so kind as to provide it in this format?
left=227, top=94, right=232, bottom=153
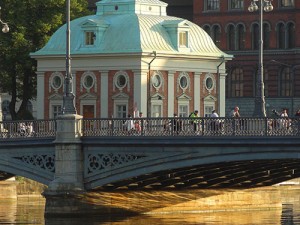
left=0, top=0, right=90, bottom=120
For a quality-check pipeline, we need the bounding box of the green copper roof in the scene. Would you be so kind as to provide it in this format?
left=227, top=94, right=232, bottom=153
left=31, top=0, right=230, bottom=58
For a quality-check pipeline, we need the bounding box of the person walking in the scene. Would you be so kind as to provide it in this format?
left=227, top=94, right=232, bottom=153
left=210, top=110, right=220, bottom=132
left=189, top=110, right=200, bottom=132
left=123, top=114, right=135, bottom=133
left=172, top=113, right=182, bottom=135
left=280, top=108, right=289, bottom=130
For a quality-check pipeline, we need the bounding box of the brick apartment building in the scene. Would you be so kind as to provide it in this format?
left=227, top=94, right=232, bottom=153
left=194, top=0, right=300, bottom=117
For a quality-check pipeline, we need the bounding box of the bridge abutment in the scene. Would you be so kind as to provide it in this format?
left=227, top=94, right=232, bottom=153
left=43, top=114, right=86, bottom=216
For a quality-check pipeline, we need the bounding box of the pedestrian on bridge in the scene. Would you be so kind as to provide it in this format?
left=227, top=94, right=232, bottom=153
left=123, top=114, right=135, bottom=133
left=189, top=110, right=200, bottom=132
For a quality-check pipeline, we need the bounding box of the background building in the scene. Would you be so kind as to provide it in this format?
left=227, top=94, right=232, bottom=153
left=32, top=0, right=231, bottom=119
left=193, top=0, right=300, bottom=117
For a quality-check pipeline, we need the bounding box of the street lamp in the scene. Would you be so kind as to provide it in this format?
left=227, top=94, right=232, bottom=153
left=62, top=0, right=77, bottom=115
left=0, top=7, right=9, bottom=33
left=248, top=0, right=273, bottom=117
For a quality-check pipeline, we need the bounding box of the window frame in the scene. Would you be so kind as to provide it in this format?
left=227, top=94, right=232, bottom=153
left=280, top=67, right=293, bottom=97
left=279, top=0, right=295, bottom=8
left=228, top=68, right=244, bottom=97
left=52, top=105, right=62, bottom=119
left=204, top=0, right=220, bottom=11
left=85, top=31, right=95, bottom=46
left=229, top=0, right=244, bottom=10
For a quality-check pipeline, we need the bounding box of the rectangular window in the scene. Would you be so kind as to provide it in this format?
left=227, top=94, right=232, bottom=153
left=179, top=105, right=188, bottom=117
left=205, top=106, right=214, bottom=117
left=85, top=31, right=95, bottom=45
left=205, top=0, right=220, bottom=11
left=152, top=104, right=162, bottom=117
left=230, top=68, right=244, bottom=97
left=116, top=104, right=127, bottom=118
left=280, top=0, right=294, bottom=7
left=52, top=105, right=62, bottom=119
left=179, top=31, right=188, bottom=47
left=230, top=0, right=244, bottom=10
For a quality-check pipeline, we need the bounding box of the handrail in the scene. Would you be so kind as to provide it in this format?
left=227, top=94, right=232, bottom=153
left=0, top=117, right=299, bottom=140
left=81, top=117, right=300, bottom=137
left=0, top=119, right=56, bottom=139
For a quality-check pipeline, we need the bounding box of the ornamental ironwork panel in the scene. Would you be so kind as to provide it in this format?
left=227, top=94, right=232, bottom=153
left=87, top=153, right=146, bottom=174
left=13, top=154, right=55, bottom=172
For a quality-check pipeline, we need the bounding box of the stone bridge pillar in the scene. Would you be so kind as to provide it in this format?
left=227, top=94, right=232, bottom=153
left=43, top=114, right=85, bottom=216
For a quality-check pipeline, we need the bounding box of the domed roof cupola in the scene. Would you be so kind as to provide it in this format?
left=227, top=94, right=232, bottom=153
left=96, top=0, right=168, bottom=16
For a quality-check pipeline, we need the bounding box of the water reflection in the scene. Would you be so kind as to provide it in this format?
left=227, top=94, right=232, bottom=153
left=1, top=188, right=300, bottom=225
left=44, top=210, right=283, bottom=225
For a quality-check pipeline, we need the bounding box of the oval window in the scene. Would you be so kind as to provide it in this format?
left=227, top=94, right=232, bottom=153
left=52, top=75, right=62, bottom=89
left=152, top=74, right=161, bottom=88
left=117, top=74, right=127, bottom=88
left=206, top=77, right=214, bottom=90
left=84, top=75, right=94, bottom=89
left=180, top=76, right=188, bottom=89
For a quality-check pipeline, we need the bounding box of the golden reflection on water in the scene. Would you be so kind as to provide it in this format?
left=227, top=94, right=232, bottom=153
left=0, top=187, right=300, bottom=225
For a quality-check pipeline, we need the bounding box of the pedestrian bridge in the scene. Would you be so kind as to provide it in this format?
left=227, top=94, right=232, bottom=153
left=0, top=116, right=300, bottom=191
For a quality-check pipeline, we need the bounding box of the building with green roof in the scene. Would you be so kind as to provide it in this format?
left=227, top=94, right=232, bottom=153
left=31, top=0, right=232, bottom=119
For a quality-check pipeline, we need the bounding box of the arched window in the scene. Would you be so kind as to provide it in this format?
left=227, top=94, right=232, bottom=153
left=212, top=25, right=221, bottom=47
left=227, top=68, right=243, bottom=97
left=252, top=23, right=259, bottom=50
left=203, top=25, right=211, bottom=36
left=280, top=67, right=293, bottom=97
left=287, top=22, right=295, bottom=49
left=263, top=23, right=271, bottom=49
left=277, top=23, right=286, bottom=49
left=26, top=101, right=33, bottom=114
left=227, top=24, right=235, bottom=50
left=263, top=69, right=269, bottom=97
left=237, top=24, right=245, bottom=50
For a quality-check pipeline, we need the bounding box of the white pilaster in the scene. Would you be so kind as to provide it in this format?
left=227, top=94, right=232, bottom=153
left=36, top=72, right=45, bottom=119
left=194, top=72, right=201, bottom=113
left=219, top=73, right=227, bottom=117
left=100, top=71, right=109, bottom=118
left=168, top=71, right=175, bottom=116
left=134, top=70, right=148, bottom=115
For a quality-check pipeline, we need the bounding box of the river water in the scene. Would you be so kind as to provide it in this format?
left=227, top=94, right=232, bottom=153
left=1, top=187, right=300, bottom=225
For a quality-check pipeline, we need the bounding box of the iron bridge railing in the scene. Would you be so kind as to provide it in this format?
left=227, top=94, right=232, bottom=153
left=0, top=117, right=299, bottom=140
left=0, top=119, right=56, bottom=139
left=82, top=117, right=300, bottom=137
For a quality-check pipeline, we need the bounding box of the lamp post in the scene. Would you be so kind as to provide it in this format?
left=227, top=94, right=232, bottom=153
left=248, top=0, right=273, bottom=117
left=62, top=0, right=77, bottom=115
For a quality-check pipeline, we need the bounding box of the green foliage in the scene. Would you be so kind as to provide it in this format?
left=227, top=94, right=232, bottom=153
left=0, top=0, right=90, bottom=120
